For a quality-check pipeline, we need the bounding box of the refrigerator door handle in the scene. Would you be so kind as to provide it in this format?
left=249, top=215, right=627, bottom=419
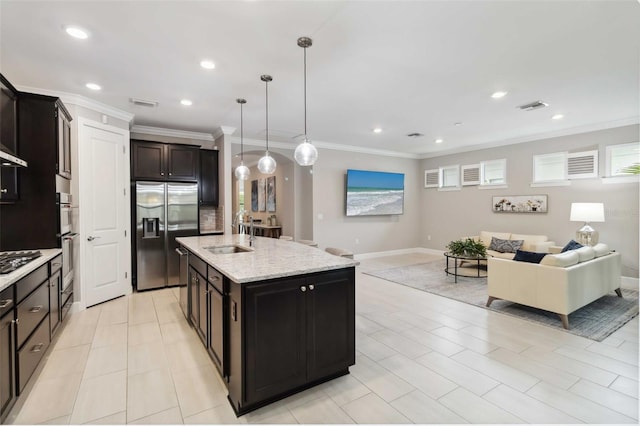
left=175, top=247, right=188, bottom=256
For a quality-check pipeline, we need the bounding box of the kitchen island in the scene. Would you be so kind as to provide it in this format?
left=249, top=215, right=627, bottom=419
left=176, top=235, right=358, bottom=416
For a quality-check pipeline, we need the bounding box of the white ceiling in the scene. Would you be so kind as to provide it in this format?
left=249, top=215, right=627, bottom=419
left=1, top=0, right=639, bottom=159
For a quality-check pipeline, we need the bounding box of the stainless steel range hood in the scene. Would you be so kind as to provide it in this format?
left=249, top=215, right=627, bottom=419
left=0, top=143, right=27, bottom=167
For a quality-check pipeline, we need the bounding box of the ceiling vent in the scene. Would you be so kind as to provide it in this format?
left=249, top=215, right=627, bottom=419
left=407, top=132, right=424, bottom=138
left=517, top=100, right=548, bottom=111
left=129, top=98, right=159, bottom=107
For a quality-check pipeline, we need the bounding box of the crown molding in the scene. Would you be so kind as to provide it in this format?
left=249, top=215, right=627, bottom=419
left=131, top=125, right=215, bottom=141
left=14, top=85, right=134, bottom=122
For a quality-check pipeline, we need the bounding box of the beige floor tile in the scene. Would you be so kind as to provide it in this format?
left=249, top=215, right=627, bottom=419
left=127, top=368, right=179, bottom=422
left=526, top=381, right=636, bottom=423
left=13, top=373, right=82, bottom=424
left=41, top=415, right=71, bottom=424
left=97, top=303, right=128, bottom=326
left=128, top=341, right=170, bottom=376
left=128, top=300, right=157, bottom=325
left=316, top=373, right=371, bottom=407
left=160, top=319, right=198, bottom=344
left=355, top=314, right=385, bottom=335
left=369, top=329, right=431, bottom=359
left=400, top=327, right=465, bottom=356
left=586, top=340, right=639, bottom=365
left=38, top=344, right=91, bottom=379
left=484, top=384, right=581, bottom=423
left=183, top=404, right=242, bottom=424
left=69, top=370, right=127, bottom=424
left=240, top=402, right=298, bottom=424
left=415, top=351, right=499, bottom=396
left=289, top=395, right=354, bottom=424
left=458, top=324, right=532, bottom=353
left=341, top=393, right=410, bottom=424
left=390, top=389, right=467, bottom=424
left=387, top=310, right=442, bottom=332
left=451, top=349, right=540, bottom=392
left=83, top=343, right=127, bottom=378
left=53, top=321, right=97, bottom=350
left=128, top=406, right=184, bottom=424
left=163, top=336, right=213, bottom=373
left=570, top=378, right=638, bottom=420
left=349, top=354, right=415, bottom=402
left=355, top=332, right=399, bottom=361
left=171, top=362, right=228, bottom=418
left=430, top=326, right=498, bottom=354
left=554, top=344, right=639, bottom=379
left=92, top=323, right=128, bottom=349
left=155, top=303, right=185, bottom=324
left=84, top=411, right=126, bottom=424
left=128, top=321, right=162, bottom=345
left=378, top=354, right=458, bottom=400
left=610, top=375, right=639, bottom=399
left=438, top=387, right=525, bottom=423
left=361, top=312, right=415, bottom=333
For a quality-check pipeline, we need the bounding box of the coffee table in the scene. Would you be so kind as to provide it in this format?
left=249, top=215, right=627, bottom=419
left=444, top=252, right=488, bottom=283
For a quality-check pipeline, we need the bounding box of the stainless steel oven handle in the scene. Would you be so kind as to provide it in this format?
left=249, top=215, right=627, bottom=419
left=0, top=299, right=12, bottom=308
left=175, top=248, right=188, bottom=256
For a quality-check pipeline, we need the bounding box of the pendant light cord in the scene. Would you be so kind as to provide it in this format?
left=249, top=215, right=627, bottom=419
left=240, top=102, right=244, bottom=162
left=265, top=79, right=269, bottom=152
left=303, top=45, right=307, bottom=137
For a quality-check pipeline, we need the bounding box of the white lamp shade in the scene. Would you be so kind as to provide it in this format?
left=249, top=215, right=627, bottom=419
left=257, top=153, right=277, bottom=174
left=234, top=163, right=250, bottom=180
left=294, top=139, right=318, bottom=166
left=570, top=203, right=605, bottom=222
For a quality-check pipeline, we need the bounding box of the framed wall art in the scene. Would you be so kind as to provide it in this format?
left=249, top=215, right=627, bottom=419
left=492, top=195, right=548, bottom=213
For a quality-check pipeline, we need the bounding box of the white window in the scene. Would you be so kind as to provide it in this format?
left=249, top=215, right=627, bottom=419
left=480, top=159, right=507, bottom=185
left=606, top=142, right=640, bottom=176
left=533, top=152, right=567, bottom=183
left=440, top=165, right=460, bottom=189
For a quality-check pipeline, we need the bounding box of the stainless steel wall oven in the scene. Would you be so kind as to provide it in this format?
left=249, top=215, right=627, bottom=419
left=56, top=192, right=76, bottom=319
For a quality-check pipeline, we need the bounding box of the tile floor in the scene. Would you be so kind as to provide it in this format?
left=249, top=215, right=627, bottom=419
left=8, top=252, right=639, bottom=424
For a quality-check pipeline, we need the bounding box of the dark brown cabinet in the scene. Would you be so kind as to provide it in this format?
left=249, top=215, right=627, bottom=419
left=0, top=286, right=15, bottom=423
left=206, top=267, right=226, bottom=376
left=132, top=140, right=199, bottom=181
left=188, top=254, right=207, bottom=345
left=0, top=73, right=20, bottom=202
left=56, top=108, right=72, bottom=179
left=199, top=149, right=219, bottom=206
left=49, top=255, right=62, bottom=338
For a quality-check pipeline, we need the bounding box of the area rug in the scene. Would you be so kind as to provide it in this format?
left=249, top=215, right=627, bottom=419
left=364, top=259, right=639, bottom=342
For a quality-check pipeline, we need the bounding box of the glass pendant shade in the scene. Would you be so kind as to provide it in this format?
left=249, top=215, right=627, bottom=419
left=294, top=138, right=318, bottom=166
left=258, top=152, right=277, bottom=174
left=234, top=162, right=250, bottom=180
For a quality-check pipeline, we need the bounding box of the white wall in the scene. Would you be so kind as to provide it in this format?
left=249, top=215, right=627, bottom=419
left=419, top=125, right=639, bottom=277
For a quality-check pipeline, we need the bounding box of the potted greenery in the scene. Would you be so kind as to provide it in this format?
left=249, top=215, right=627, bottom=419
left=447, top=238, right=487, bottom=258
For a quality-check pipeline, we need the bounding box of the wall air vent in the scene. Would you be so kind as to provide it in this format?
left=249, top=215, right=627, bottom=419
left=129, top=98, right=159, bottom=107
left=407, top=132, right=424, bottom=138
left=517, top=100, right=548, bottom=111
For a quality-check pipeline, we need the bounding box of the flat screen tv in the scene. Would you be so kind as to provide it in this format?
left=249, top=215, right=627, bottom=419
left=345, top=169, right=404, bottom=216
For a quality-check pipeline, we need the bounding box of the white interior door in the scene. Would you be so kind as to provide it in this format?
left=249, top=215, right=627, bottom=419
left=79, top=118, right=130, bottom=307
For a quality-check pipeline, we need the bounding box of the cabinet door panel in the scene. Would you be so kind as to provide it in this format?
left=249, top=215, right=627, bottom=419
left=132, top=141, right=165, bottom=180
left=188, top=267, right=199, bottom=330
left=199, top=150, right=219, bottom=206
left=49, top=270, right=61, bottom=338
left=306, top=268, right=355, bottom=381
left=197, top=271, right=207, bottom=344
left=208, top=283, right=224, bottom=375
left=244, top=277, right=306, bottom=405
left=0, top=313, right=15, bottom=420
left=167, top=145, right=198, bottom=181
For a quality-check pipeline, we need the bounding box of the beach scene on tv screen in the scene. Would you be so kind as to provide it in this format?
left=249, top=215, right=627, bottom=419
left=346, top=170, right=404, bottom=216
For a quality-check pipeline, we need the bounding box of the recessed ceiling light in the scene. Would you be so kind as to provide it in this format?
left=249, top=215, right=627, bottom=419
left=435, top=139, right=444, bottom=144
left=180, top=99, right=193, bottom=106
left=200, top=60, right=215, bottom=70
left=407, top=132, right=424, bottom=138
left=373, top=128, right=382, bottom=134
left=552, top=114, right=564, bottom=120
left=65, top=26, right=89, bottom=39
left=454, top=122, right=463, bottom=126
left=85, top=83, right=101, bottom=91
left=491, top=91, right=508, bottom=99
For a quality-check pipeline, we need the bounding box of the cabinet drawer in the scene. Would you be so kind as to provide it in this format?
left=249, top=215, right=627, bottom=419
left=17, top=283, right=49, bottom=348
left=0, top=286, right=14, bottom=318
left=18, top=316, right=50, bottom=392
left=49, top=255, right=62, bottom=275
left=189, top=254, right=207, bottom=278
left=207, top=266, right=224, bottom=293
left=16, top=264, right=48, bottom=303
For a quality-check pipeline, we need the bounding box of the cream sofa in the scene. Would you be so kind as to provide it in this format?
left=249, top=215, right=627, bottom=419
left=471, top=231, right=556, bottom=259
left=486, top=244, right=622, bottom=329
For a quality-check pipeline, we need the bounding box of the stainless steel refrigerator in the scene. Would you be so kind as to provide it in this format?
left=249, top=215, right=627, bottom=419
left=135, top=181, right=198, bottom=290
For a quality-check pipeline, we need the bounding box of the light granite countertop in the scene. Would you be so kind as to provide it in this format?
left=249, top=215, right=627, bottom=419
left=0, top=248, right=62, bottom=292
left=176, top=235, right=359, bottom=283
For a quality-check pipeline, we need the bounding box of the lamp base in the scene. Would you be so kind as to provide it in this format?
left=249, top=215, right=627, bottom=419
left=575, top=223, right=599, bottom=246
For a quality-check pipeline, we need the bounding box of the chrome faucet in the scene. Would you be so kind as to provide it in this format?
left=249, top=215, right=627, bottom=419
left=249, top=216, right=256, bottom=246
left=233, top=209, right=247, bottom=234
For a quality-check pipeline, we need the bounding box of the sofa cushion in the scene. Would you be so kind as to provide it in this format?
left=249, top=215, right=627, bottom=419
left=592, top=243, right=610, bottom=257
left=486, top=250, right=515, bottom=259
left=479, top=231, right=511, bottom=247
left=513, top=249, right=547, bottom=263
left=510, top=233, right=549, bottom=252
left=575, top=246, right=595, bottom=262
left=539, top=250, right=580, bottom=267
left=561, top=240, right=584, bottom=252
left=489, top=237, right=524, bottom=253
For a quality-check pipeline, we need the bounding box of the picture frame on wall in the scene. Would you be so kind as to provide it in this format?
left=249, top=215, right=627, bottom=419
left=258, top=178, right=266, bottom=212
left=251, top=180, right=258, bottom=212
left=492, top=195, right=548, bottom=213
left=267, top=176, right=276, bottom=212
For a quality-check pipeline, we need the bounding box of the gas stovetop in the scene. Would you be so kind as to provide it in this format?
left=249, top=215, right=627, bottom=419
left=0, top=251, right=42, bottom=275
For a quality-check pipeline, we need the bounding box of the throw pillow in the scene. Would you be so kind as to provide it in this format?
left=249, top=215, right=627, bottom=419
left=561, top=239, right=583, bottom=253
left=540, top=251, right=579, bottom=267
left=513, top=249, right=547, bottom=264
left=488, top=237, right=524, bottom=253
left=592, top=243, right=610, bottom=257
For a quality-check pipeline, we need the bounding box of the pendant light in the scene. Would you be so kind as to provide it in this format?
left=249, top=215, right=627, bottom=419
left=234, top=98, right=250, bottom=181
left=257, top=74, right=277, bottom=175
left=294, top=36, right=319, bottom=166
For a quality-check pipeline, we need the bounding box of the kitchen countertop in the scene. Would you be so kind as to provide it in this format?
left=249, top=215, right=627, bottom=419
left=0, top=248, right=62, bottom=291
left=176, top=235, right=359, bottom=283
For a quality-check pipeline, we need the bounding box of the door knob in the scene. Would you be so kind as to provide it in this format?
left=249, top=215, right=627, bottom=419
left=87, top=236, right=101, bottom=241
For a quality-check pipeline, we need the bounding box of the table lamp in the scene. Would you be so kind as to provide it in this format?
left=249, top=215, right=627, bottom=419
left=569, top=202, right=605, bottom=246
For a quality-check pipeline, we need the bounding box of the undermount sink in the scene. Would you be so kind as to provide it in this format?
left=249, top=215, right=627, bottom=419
left=204, top=245, right=253, bottom=254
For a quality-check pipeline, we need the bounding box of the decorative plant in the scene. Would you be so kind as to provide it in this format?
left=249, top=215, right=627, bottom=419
left=620, top=163, right=640, bottom=174
left=447, top=238, right=487, bottom=257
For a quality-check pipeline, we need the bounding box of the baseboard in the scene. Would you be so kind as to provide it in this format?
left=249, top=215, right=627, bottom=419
left=355, top=247, right=443, bottom=260
left=621, top=276, right=639, bottom=290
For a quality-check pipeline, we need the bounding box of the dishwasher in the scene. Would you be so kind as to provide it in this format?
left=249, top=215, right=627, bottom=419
left=175, top=247, right=189, bottom=321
